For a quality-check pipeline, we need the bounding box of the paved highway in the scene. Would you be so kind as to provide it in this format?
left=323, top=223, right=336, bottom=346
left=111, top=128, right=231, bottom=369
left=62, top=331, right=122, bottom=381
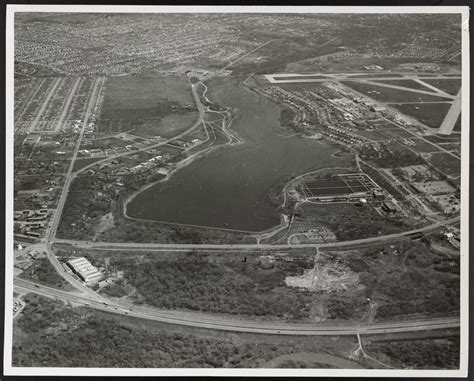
left=15, top=278, right=459, bottom=336
left=17, top=70, right=461, bottom=338
left=52, top=216, right=459, bottom=251
left=47, top=77, right=104, bottom=242
left=46, top=76, right=207, bottom=244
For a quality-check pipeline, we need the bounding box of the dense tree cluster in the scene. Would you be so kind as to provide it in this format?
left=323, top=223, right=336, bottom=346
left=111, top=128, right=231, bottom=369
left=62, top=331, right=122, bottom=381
left=13, top=295, right=284, bottom=368
left=20, top=258, right=70, bottom=290
left=302, top=202, right=409, bottom=241
left=114, top=257, right=314, bottom=320
left=367, top=337, right=460, bottom=369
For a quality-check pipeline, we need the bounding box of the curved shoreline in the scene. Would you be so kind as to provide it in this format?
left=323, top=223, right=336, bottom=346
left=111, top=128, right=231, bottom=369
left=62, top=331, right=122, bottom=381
left=122, top=79, right=343, bottom=238
left=122, top=85, right=258, bottom=233
left=122, top=130, right=289, bottom=235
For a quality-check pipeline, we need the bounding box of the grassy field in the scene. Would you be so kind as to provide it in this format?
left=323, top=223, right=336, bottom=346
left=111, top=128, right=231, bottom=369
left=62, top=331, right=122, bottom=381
left=152, top=112, right=198, bottom=138
left=349, top=73, right=404, bottom=78
left=391, top=102, right=452, bottom=129
left=453, top=113, right=461, bottom=132
left=409, top=139, right=443, bottom=154
left=163, top=76, right=195, bottom=105
left=100, top=74, right=168, bottom=120
left=371, top=79, right=434, bottom=91
left=425, top=135, right=461, bottom=144
left=72, top=157, right=105, bottom=172
left=428, top=153, right=461, bottom=178
left=97, top=73, right=195, bottom=138
left=420, top=78, right=461, bottom=95
left=341, top=81, right=453, bottom=103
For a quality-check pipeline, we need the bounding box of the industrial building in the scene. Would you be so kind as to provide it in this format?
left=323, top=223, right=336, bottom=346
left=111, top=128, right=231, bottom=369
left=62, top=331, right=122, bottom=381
left=67, top=257, right=103, bottom=284
left=382, top=200, right=398, bottom=213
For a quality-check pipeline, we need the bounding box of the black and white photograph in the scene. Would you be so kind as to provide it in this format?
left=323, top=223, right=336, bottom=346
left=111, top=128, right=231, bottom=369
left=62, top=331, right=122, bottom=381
left=4, top=5, right=470, bottom=377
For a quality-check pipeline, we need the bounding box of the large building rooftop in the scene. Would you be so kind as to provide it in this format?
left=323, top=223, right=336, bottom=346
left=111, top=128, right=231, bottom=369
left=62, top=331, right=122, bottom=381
left=67, top=257, right=102, bottom=284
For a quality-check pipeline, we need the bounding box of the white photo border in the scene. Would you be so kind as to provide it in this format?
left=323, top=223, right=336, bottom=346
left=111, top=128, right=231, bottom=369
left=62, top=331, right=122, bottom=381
left=4, top=5, right=470, bottom=377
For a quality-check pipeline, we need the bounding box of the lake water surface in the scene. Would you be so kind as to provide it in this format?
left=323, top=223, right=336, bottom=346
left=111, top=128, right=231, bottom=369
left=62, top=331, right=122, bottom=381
left=126, top=80, right=342, bottom=232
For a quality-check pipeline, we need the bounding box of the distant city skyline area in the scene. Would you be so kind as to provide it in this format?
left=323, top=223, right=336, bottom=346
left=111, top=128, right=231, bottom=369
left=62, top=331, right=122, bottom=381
left=6, top=7, right=468, bottom=377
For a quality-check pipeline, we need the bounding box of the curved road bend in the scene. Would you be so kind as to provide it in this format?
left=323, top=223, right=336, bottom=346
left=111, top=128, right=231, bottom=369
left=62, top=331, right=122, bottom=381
left=53, top=216, right=459, bottom=251
left=15, top=278, right=459, bottom=336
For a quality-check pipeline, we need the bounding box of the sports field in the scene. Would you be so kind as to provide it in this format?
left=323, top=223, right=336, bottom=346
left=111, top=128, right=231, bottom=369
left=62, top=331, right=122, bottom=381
left=303, top=174, right=379, bottom=198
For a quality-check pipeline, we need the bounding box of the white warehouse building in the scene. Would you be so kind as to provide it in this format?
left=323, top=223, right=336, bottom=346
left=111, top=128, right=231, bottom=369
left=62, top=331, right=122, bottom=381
left=67, top=257, right=103, bottom=284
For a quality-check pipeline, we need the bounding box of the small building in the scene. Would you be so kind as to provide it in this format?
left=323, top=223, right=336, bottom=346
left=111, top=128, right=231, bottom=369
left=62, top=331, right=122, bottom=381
left=67, top=257, right=103, bottom=284
left=382, top=201, right=397, bottom=213
left=371, top=106, right=386, bottom=112
left=259, top=255, right=275, bottom=269
left=23, top=134, right=41, bottom=145
left=373, top=189, right=385, bottom=200
left=157, top=167, right=169, bottom=175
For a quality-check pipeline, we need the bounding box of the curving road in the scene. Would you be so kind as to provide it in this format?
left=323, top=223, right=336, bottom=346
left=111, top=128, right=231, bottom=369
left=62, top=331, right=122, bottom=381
left=15, top=278, right=459, bottom=336
left=52, top=216, right=459, bottom=251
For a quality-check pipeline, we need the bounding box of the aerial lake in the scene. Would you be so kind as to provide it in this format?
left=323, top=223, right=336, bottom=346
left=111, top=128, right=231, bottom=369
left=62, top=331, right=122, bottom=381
left=126, top=79, right=343, bottom=232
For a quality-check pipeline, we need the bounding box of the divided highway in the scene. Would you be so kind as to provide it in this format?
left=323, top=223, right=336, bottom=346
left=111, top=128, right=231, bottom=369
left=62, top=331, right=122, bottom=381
left=15, top=70, right=461, bottom=339
left=15, top=278, right=459, bottom=336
